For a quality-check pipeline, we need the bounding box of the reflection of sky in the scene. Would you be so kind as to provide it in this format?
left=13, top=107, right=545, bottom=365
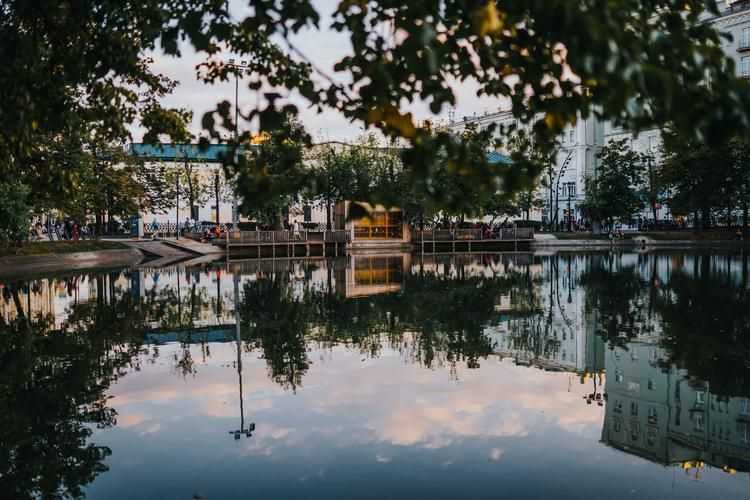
left=84, top=340, right=750, bottom=500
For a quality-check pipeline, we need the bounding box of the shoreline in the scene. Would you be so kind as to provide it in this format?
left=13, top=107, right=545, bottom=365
left=532, top=237, right=750, bottom=249
left=2, top=238, right=749, bottom=280
left=0, top=248, right=145, bottom=280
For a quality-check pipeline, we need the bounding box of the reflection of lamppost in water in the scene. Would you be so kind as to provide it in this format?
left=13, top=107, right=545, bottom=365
left=229, top=272, right=255, bottom=440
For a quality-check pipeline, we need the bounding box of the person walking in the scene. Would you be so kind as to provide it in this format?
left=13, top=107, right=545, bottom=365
left=292, top=220, right=300, bottom=240
left=151, top=218, right=159, bottom=240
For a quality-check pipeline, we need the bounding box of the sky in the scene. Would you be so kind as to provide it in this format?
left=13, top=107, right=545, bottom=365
left=134, top=0, right=504, bottom=144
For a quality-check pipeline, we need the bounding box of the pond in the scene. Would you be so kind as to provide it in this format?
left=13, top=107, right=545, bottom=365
left=1, top=251, right=750, bottom=499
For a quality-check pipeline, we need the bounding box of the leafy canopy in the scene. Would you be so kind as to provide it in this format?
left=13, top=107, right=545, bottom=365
left=3, top=0, right=750, bottom=210
left=578, top=139, right=645, bottom=227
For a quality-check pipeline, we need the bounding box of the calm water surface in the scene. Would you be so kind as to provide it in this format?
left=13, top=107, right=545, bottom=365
left=2, top=251, right=750, bottom=499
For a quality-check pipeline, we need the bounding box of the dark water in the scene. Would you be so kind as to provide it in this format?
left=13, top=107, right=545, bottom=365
left=2, top=251, right=750, bottom=499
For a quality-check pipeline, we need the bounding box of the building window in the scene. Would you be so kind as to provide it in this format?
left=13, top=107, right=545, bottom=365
left=648, top=378, right=655, bottom=391
left=696, top=391, right=705, bottom=406
left=615, top=370, right=624, bottom=382
left=614, top=400, right=623, bottom=414
left=353, top=256, right=404, bottom=286
left=649, top=348, right=659, bottom=362
left=739, top=422, right=749, bottom=445
left=569, top=130, right=575, bottom=142
left=631, top=348, right=639, bottom=361
left=648, top=407, right=658, bottom=424
left=740, top=398, right=750, bottom=415
left=646, top=426, right=658, bottom=447
left=743, top=27, right=750, bottom=48
left=742, top=56, right=750, bottom=77
left=629, top=422, right=640, bottom=442
left=613, top=417, right=622, bottom=432
left=303, top=205, right=312, bottom=222
left=693, top=412, right=704, bottom=432
left=353, top=211, right=403, bottom=239
left=630, top=402, right=639, bottom=417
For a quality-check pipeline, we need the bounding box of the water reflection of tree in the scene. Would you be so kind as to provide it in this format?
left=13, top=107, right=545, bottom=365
left=141, top=277, right=224, bottom=378
left=0, top=284, right=149, bottom=499
left=655, top=254, right=750, bottom=397
left=239, top=275, right=312, bottom=392
left=579, top=254, right=654, bottom=349
left=579, top=252, right=750, bottom=397
left=239, top=261, right=537, bottom=389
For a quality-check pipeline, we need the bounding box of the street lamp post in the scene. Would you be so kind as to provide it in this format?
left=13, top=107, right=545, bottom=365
left=567, top=192, right=572, bottom=232
left=227, top=59, right=250, bottom=232
left=214, top=171, right=220, bottom=226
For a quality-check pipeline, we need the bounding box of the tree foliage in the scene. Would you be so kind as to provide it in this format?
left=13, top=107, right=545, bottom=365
left=0, top=180, right=31, bottom=249
left=578, top=139, right=645, bottom=229
left=661, top=129, right=750, bottom=227
left=4, top=0, right=750, bottom=213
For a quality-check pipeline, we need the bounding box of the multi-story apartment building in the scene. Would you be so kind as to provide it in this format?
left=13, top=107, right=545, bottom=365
left=448, top=110, right=603, bottom=228
left=601, top=335, right=750, bottom=474
left=450, top=1, right=750, bottom=227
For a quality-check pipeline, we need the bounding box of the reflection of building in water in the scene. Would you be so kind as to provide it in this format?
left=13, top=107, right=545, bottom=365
left=487, top=254, right=605, bottom=377
left=0, top=265, right=239, bottom=331
left=1, top=280, right=55, bottom=324
left=601, top=337, right=750, bottom=475
left=336, top=254, right=408, bottom=298
left=0, top=274, right=126, bottom=328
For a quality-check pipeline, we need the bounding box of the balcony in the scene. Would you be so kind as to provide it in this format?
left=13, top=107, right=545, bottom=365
left=738, top=43, right=750, bottom=53
left=729, top=1, right=750, bottom=15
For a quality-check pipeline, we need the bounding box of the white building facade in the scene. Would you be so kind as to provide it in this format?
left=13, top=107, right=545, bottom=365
left=449, top=1, right=750, bottom=228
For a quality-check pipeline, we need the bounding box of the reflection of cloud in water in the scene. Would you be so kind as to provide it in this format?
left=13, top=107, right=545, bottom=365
left=106, top=338, right=603, bottom=461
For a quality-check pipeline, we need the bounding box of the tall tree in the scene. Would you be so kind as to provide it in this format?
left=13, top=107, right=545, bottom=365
left=660, top=128, right=733, bottom=228
left=505, top=130, right=553, bottom=220
left=578, top=139, right=645, bottom=230
left=237, top=115, right=310, bottom=229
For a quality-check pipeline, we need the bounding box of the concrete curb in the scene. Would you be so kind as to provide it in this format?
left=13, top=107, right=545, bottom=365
left=0, top=249, right=144, bottom=280
left=532, top=238, right=750, bottom=249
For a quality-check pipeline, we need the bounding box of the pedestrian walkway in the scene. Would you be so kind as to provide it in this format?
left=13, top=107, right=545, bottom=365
left=159, top=237, right=225, bottom=255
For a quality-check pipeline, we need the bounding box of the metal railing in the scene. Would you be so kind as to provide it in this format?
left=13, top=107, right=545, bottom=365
left=226, top=230, right=350, bottom=246
left=412, top=227, right=534, bottom=241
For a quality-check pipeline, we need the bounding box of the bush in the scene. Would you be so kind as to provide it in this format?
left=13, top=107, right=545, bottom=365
left=0, top=181, right=31, bottom=249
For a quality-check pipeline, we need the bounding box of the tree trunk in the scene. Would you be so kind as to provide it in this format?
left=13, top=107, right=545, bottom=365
left=701, top=207, right=711, bottom=229
left=95, top=211, right=102, bottom=239
left=743, top=201, right=748, bottom=229
left=326, top=201, right=332, bottom=231
left=651, top=203, right=658, bottom=231
left=275, top=206, right=284, bottom=230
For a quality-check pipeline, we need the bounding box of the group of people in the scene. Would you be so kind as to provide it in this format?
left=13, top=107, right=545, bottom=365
left=282, top=219, right=304, bottom=239
left=607, top=229, right=626, bottom=242
left=32, top=218, right=91, bottom=241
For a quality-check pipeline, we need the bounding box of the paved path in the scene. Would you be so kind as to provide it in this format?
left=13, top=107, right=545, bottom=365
left=159, top=237, right=225, bottom=255
left=124, top=240, right=194, bottom=258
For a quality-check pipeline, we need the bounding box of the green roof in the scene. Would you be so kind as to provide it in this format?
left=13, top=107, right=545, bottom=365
left=126, top=143, right=259, bottom=163
left=486, top=151, right=513, bottom=165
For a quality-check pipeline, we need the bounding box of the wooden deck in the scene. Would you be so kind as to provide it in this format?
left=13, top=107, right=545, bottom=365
left=216, top=228, right=534, bottom=256
left=217, top=230, right=350, bottom=257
